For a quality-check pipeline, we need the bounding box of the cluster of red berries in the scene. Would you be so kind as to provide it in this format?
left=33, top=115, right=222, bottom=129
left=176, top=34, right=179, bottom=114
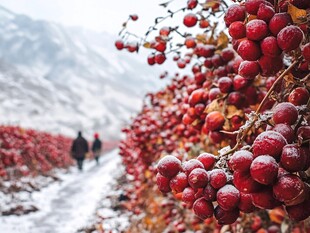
left=226, top=0, right=308, bottom=77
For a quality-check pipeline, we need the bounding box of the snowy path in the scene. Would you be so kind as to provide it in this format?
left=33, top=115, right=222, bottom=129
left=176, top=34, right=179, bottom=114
left=0, top=149, right=123, bottom=233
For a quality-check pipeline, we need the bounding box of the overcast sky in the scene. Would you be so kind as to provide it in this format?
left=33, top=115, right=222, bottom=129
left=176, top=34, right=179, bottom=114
left=0, top=0, right=184, bottom=36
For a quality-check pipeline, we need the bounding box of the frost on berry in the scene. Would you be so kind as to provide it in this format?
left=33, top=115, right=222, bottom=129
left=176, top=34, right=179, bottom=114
left=252, top=131, right=287, bottom=159
left=157, top=155, right=181, bottom=178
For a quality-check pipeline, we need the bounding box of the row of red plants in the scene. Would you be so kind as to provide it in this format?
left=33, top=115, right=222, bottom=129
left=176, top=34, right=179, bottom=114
left=115, top=0, right=309, bottom=232
left=0, top=125, right=73, bottom=179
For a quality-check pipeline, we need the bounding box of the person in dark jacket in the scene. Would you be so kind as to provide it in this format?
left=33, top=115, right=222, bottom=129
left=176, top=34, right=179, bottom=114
left=91, top=133, right=102, bottom=165
left=71, top=131, right=89, bottom=171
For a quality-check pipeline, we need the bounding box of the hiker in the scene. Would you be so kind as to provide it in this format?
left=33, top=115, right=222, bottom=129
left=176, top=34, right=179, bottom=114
left=71, top=131, right=89, bottom=171
left=91, top=133, right=102, bottom=165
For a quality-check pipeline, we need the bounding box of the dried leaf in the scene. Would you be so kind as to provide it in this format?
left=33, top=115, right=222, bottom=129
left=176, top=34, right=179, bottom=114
left=287, top=3, right=307, bottom=24
left=202, top=1, right=220, bottom=9
left=196, top=34, right=207, bottom=44
left=217, top=32, right=229, bottom=49
left=226, top=105, right=244, bottom=119
left=191, top=119, right=201, bottom=126
left=269, top=207, right=286, bottom=224
left=205, top=99, right=220, bottom=113
left=143, top=42, right=152, bottom=48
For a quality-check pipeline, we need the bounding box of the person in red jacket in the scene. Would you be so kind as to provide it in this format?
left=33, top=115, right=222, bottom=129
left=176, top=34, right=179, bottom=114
left=71, top=131, right=89, bottom=171
left=91, top=133, right=102, bottom=165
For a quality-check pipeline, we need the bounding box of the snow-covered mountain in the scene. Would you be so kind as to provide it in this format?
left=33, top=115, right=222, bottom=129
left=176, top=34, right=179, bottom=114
left=0, top=6, right=167, bottom=140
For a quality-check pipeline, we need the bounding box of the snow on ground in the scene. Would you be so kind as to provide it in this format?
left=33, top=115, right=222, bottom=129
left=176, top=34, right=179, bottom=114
left=0, top=149, right=127, bottom=233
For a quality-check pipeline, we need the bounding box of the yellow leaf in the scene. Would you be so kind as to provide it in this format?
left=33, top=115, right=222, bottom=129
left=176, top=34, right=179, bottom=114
left=145, top=170, right=152, bottom=179
left=202, top=1, right=219, bottom=9
left=205, top=99, right=220, bottom=113
left=287, top=3, right=307, bottom=24
left=226, top=105, right=244, bottom=119
left=196, top=34, right=207, bottom=44
left=217, top=32, right=229, bottom=50
left=143, top=42, right=152, bottom=48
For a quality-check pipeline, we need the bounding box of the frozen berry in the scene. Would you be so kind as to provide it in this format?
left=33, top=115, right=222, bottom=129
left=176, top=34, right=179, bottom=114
left=205, top=111, right=225, bottom=131
left=183, top=13, right=198, bottom=27
left=272, top=123, right=295, bottom=143
left=302, top=43, right=310, bottom=62
left=273, top=102, right=298, bottom=125
left=285, top=199, right=310, bottom=221
left=251, top=187, right=282, bottom=209
left=252, top=131, right=287, bottom=159
left=218, top=77, right=233, bottom=93
left=214, top=205, right=240, bottom=225
left=183, top=159, right=204, bottom=176
left=193, top=197, right=214, bottom=219
left=224, top=4, right=246, bottom=26
left=288, top=87, right=309, bottom=106
left=245, top=0, right=268, bottom=15
left=188, top=168, right=209, bottom=188
left=260, top=36, right=282, bottom=57
left=233, top=171, right=264, bottom=193
left=246, top=19, right=269, bottom=41
left=203, top=184, right=217, bottom=202
left=229, top=21, right=246, bottom=39
left=257, top=3, right=275, bottom=22
left=237, top=39, right=261, bottom=61
left=238, top=192, right=256, bottom=213
left=170, top=172, right=189, bottom=193
left=238, top=60, right=260, bottom=79
left=217, top=184, right=240, bottom=211
left=229, top=150, right=254, bottom=172
left=250, top=155, right=278, bottom=185
left=258, top=55, right=283, bottom=76
left=269, top=13, right=293, bottom=36
left=209, top=169, right=227, bottom=189
left=277, top=25, right=304, bottom=52
left=280, top=144, right=307, bottom=172
left=157, top=155, right=181, bottom=178
left=197, top=153, right=216, bottom=170
left=156, top=173, right=172, bottom=193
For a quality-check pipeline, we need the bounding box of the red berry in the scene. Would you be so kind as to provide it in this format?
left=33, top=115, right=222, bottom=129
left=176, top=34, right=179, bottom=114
left=188, top=89, right=204, bottom=107
left=184, top=37, right=196, bottom=48
left=182, top=187, right=196, bottom=204
left=285, top=199, right=310, bottom=221
left=229, top=21, right=246, bottom=39
left=147, top=54, right=155, bottom=65
left=273, top=174, right=306, bottom=204
left=257, top=3, right=275, bottom=22
left=194, top=44, right=216, bottom=58
left=159, top=26, right=170, bottom=36
left=203, top=184, right=217, bottom=201
left=211, top=54, right=224, bottom=68
left=224, top=4, right=246, bottom=27
left=258, top=55, right=283, bottom=76
left=246, top=19, right=269, bottom=41
left=288, top=87, right=309, bottom=106
left=156, top=173, right=172, bottom=193
left=218, top=77, right=233, bottom=93
left=193, top=197, right=214, bottom=219
left=229, top=150, right=254, bottom=172
left=187, top=0, right=198, bottom=9
left=183, top=13, right=198, bottom=27
left=205, top=111, right=225, bottom=131
left=208, top=87, right=222, bottom=101
left=115, top=40, right=124, bottom=50
left=238, top=60, right=260, bottom=79
left=188, top=168, right=209, bottom=189
left=237, top=39, right=261, bottom=61
left=233, top=171, right=264, bottom=193
left=157, top=155, right=181, bottom=178
left=289, top=0, right=310, bottom=9
left=182, top=159, right=204, bottom=176
left=272, top=123, right=295, bottom=143
left=209, top=169, right=227, bottom=189
left=280, top=144, right=307, bottom=172
left=277, top=25, right=304, bottom=52
left=245, top=0, right=268, bottom=15
left=250, top=155, right=279, bottom=185
left=238, top=192, right=256, bottom=213
left=227, top=91, right=245, bottom=108
left=170, top=172, right=189, bottom=193
left=197, top=153, right=216, bottom=170
left=251, top=187, right=282, bottom=209
left=217, top=184, right=240, bottom=211
left=260, top=36, right=282, bottom=57
left=221, top=48, right=235, bottom=62
left=155, top=53, right=166, bottom=64
left=273, top=102, right=298, bottom=125
left=233, top=75, right=250, bottom=90
left=130, top=14, right=138, bottom=21
left=302, top=43, right=310, bottom=62
left=214, top=205, right=240, bottom=225
left=269, top=13, right=293, bottom=36
left=252, top=131, right=287, bottom=159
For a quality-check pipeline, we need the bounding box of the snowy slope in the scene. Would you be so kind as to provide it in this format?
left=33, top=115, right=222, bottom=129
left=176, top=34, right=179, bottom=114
left=0, top=6, right=167, bottom=139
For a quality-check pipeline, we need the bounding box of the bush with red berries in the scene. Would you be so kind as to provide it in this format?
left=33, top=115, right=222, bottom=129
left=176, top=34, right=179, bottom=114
left=0, top=125, right=73, bottom=180
left=116, top=0, right=309, bottom=232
